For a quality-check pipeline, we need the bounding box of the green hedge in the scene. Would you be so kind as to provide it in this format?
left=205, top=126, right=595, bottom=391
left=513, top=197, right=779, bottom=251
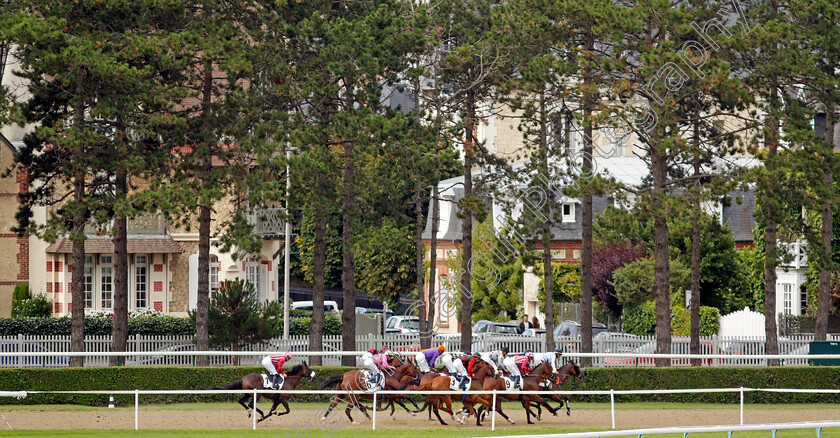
left=0, top=315, right=341, bottom=337
left=3, top=366, right=840, bottom=406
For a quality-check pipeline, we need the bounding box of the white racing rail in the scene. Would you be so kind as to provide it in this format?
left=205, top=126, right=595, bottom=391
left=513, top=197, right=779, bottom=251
left=22, top=387, right=840, bottom=432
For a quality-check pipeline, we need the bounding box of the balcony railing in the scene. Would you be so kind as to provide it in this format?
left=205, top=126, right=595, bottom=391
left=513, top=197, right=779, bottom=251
left=247, top=207, right=286, bottom=238
left=84, top=213, right=168, bottom=236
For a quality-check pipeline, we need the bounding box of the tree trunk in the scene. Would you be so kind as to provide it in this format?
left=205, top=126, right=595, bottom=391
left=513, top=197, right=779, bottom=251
left=341, top=140, right=356, bottom=365
left=690, top=109, right=702, bottom=367
left=815, top=112, right=834, bottom=341
left=539, top=90, right=555, bottom=352
left=425, top=182, right=439, bottom=350
left=651, top=136, right=672, bottom=367
left=195, top=57, right=214, bottom=367
left=763, top=85, right=780, bottom=366
left=459, top=87, right=475, bottom=353
left=110, top=168, right=128, bottom=366
left=195, top=203, right=211, bottom=366
left=70, top=171, right=86, bottom=368
left=580, top=30, right=595, bottom=365
left=69, top=88, right=86, bottom=368
left=415, top=180, right=429, bottom=347
left=310, top=213, right=327, bottom=366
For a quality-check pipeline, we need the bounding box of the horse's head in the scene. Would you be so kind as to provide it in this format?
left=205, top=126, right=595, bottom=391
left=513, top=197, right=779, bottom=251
left=299, top=361, right=316, bottom=380
left=532, top=360, right=554, bottom=378
left=471, top=360, right=493, bottom=379
left=561, top=359, right=584, bottom=380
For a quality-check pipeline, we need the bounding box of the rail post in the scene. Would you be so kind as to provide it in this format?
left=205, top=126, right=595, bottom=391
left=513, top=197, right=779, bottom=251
left=491, top=389, right=497, bottom=431
left=611, top=388, right=616, bottom=429
left=740, top=386, right=744, bottom=425
left=372, top=392, right=377, bottom=430
left=252, top=388, right=257, bottom=430
left=134, top=389, right=139, bottom=430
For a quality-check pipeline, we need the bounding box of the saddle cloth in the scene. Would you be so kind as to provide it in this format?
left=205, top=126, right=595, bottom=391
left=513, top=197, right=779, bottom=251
left=361, top=370, right=385, bottom=392
left=448, top=376, right=472, bottom=391
left=262, top=374, right=284, bottom=389
left=503, top=376, right=521, bottom=391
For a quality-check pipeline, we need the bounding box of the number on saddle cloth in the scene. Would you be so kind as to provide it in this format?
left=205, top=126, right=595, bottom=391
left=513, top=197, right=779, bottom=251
left=503, top=377, right=520, bottom=391
left=362, top=370, right=384, bottom=391
left=262, top=374, right=284, bottom=389
left=448, top=376, right=471, bottom=391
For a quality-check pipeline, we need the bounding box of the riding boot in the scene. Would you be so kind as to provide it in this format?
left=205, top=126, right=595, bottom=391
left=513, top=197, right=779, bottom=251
left=514, top=375, right=521, bottom=389
left=272, top=374, right=281, bottom=389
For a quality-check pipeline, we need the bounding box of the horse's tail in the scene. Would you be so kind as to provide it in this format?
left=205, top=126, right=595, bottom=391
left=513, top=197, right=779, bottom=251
left=320, top=375, right=343, bottom=390
left=398, top=377, right=420, bottom=391
left=211, top=379, right=243, bottom=391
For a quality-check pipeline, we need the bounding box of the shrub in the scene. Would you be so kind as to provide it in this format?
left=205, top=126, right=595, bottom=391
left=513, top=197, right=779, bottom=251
left=11, top=284, right=31, bottom=318
left=622, top=299, right=720, bottom=336
left=15, top=295, right=52, bottom=318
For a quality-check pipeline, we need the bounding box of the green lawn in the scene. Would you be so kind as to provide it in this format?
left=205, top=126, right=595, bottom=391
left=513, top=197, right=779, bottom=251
left=2, top=428, right=840, bottom=438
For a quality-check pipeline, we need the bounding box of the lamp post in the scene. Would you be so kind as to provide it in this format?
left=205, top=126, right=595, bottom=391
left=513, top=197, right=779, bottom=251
left=283, top=147, right=291, bottom=340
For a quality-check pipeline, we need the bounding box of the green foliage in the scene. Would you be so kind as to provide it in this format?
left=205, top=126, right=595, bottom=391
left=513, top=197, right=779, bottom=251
left=200, top=280, right=282, bottom=349
left=292, top=213, right=343, bottom=289
left=535, top=262, right=581, bottom=303
left=14, top=295, right=52, bottom=319
left=469, top=223, right=523, bottom=322
left=354, top=220, right=416, bottom=301
left=726, top=248, right=766, bottom=314
left=612, top=257, right=690, bottom=305
left=622, top=299, right=720, bottom=337
left=11, top=284, right=30, bottom=318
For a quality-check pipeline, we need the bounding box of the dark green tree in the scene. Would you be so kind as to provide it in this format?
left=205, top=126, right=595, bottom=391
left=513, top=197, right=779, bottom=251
left=204, top=279, right=281, bottom=362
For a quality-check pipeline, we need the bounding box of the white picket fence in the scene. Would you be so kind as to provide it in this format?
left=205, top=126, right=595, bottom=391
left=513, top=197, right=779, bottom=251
left=0, top=333, right=830, bottom=368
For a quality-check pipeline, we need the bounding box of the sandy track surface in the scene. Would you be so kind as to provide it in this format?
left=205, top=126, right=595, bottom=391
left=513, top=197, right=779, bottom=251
left=1, top=405, right=838, bottom=431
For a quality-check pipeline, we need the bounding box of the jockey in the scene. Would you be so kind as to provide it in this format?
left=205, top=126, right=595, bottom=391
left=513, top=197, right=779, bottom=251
left=361, top=348, right=384, bottom=386
left=373, top=350, right=395, bottom=378
left=261, top=352, right=291, bottom=389
left=533, top=348, right=563, bottom=371
left=414, top=345, right=445, bottom=374
left=479, top=347, right=508, bottom=376
left=440, top=352, right=469, bottom=390
left=503, top=351, right=533, bottom=389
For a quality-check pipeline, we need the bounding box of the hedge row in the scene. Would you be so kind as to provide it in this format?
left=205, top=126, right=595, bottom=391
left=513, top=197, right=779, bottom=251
left=0, top=315, right=341, bottom=336
left=2, top=366, right=840, bottom=406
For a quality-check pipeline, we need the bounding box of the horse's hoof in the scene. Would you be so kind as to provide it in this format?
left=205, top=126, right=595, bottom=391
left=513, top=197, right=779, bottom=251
left=351, top=421, right=360, bottom=425
left=510, top=421, right=516, bottom=425
left=410, top=413, right=416, bottom=416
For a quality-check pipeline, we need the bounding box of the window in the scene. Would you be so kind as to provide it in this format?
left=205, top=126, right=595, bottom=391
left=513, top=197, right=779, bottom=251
left=782, top=283, right=792, bottom=315
left=209, top=255, right=219, bottom=295
left=245, top=261, right=260, bottom=293
left=84, top=256, right=94, bottom=309
left=135, top=255, right=147, bottom=309
left=562, top=202, right=575, bottom=223
left=100, top=255, right=113, bottom=310
left=474, top=322, right=487, bottom=333
left=801, top=285, right=808, bottom=313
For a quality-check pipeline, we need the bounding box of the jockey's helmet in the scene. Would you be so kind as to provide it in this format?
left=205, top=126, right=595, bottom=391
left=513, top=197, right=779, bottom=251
left=283, top=352, right=292, bottom=360
left=525, top=351, right=534, bottom=359
left=367, top=348, right=378, bottom=355
left=437, top=345, right=446, bottom=352
left=554, top=347, right=563, bottom=355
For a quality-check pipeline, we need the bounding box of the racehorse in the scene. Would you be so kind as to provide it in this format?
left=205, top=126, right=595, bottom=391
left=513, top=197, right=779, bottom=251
left=402, top=358, right=494, bottom=426
left=319, top=353, right=419, bottom=424
left=480, top=360, right=558, bottom=424
left=533, top=360, right=584, bottom=418
left=379, top=354, right=421, bottom=416
left=213, top=362, right=315, bottom=422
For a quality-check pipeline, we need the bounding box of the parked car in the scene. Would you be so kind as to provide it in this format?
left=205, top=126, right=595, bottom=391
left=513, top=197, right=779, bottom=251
left=292, top=300, right=340, bottom=314
left=472, top=320, right=521, bottom=337
left=553, top=320, right=608, bottom=339
left=521, top=328, right=546, bottom=337
left=356, top=307, right=395, bottom=317
left=129, top=344, right=235, bottom=366
left=0, top=342, right=68, bottom=367
left=385, top=316, right=419, bottom=334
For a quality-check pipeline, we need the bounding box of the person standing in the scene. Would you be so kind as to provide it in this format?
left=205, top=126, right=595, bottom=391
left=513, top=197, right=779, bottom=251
left=519, top=314, right=533, bottom=333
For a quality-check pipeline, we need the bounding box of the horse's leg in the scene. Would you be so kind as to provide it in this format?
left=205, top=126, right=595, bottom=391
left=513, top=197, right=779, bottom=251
left=495, top=400, right=515, bottom=425
left=523, top=398, right=535, bottom=425
left=322, top=394, right=343, bottom=420
left=345, top=393, right=360, bottom=425
left=394, top=398, right=415, bottom=417
left=276, top=398, right=292, bottom=416
left=258, top=396, right=281, bottom=422
left=564, top=395, right=571, bottom=416
left=430, top=401, right=447, bottom=426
